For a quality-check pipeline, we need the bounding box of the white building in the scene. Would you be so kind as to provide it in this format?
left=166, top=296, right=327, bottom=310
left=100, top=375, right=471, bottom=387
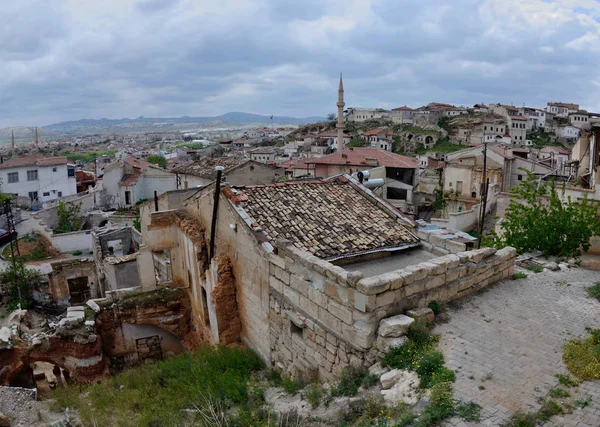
left=102, top=157, right=177, bottom=208
left=546, top=102, right=579, bottom=118
left=556, top=125, right=580, bottom=141
left=346, top=108, right=390, bottom=122
left=509, top=116, right=528, bottom=145
left=390, top=106, right=414, bottom=124
left=249, top=147, right=277, bottom=163
left=0, top=156, right=77, bottom=206
left=569, top=112, right=591, bottom=130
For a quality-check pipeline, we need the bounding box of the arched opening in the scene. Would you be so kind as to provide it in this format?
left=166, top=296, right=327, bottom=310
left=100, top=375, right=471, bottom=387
left=407, top=134, right=414, bottom=141
left=8, top=361, right=72, bottom=395
left=425, top=136, right=434, bottom=146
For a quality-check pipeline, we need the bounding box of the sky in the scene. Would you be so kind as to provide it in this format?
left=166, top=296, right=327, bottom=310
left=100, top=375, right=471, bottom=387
left=2, top=0, right=600, bottom=127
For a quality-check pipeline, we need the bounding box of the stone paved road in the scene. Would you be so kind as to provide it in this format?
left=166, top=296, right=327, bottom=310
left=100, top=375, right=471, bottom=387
left=437, top=267, right=600, bottom=426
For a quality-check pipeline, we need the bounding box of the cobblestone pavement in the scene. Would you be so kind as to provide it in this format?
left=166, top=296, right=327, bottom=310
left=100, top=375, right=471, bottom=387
left=437, top=267, right=600, bottom=426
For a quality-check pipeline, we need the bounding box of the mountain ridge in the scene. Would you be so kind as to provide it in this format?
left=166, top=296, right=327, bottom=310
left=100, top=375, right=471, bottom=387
left=41, top=112, right=327, bottom=133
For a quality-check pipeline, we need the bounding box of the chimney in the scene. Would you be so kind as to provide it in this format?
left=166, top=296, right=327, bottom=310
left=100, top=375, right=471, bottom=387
left=341, top=153, right=348, bottom=164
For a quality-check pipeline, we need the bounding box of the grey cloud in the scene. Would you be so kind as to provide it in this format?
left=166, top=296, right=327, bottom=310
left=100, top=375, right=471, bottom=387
left=2, top=0, right=600, bottom=127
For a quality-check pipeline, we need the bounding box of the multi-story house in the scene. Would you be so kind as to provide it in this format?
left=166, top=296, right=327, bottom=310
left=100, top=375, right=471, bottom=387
left=569, top=112, right=591, bottom=130
left=362, top=129, right=393, bottom=151
left=0, top=156, right=77, bottom=207
left=390, top=106, right=415, bottom=124
left=546, top=102, right=579, bottom=118
left=509, top=116, right=528, bottom=145
left=346, top=108, right=390, bottom=122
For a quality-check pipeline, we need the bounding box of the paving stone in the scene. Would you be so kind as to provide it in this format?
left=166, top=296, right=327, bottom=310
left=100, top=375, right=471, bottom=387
left=438, top=268, right=600, bottom=427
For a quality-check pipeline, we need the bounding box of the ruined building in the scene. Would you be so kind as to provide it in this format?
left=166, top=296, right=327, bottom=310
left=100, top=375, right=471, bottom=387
left=140, top=173, right=515, bottom=379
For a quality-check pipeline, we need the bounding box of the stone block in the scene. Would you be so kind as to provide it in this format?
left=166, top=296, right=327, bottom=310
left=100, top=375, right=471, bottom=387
left=67, top=306, right=85, bottom=312
left=328, top=299, right=353, bottom=325
left=376, top=335, right=408, bottom=353
left=269, top=275, right=284, bottom=293
left=445, top=267, right=460, bottom=282
left=270, top=254, right=286, bottom=269
left=283, top=287, right=300, bottom=306
left=381, top=370, right=420, bottom=405
left=404, top=264, right=428, bottom=282
left=378, top=314, right=414, bottom=338
left=470, top=247, right=497, bottom=263
left=424, top=274, right=446, bottom=291
left=290, top=275, right=310, bottom=294
left=318, top=307, right=341, bottom=331
left=445, top=239, right=467, bottom=253
left=380, top=369, right=402, bottom=389
left=299, top=295, right=319, bottom=318
left=86, top=300, right=101, bottom=313
left=375, top=290, right=398, bottom=308
left=406, top=307, right=434, bottom=323
left=420, top=261, right=446, bottom=275
left=431, top=246, right=450, bottom=256
left=84, top=320, right=95, bottom=327
left=369, top=363, right=390, bottom=377
left=308, top=286, right=328, bottom=308
left=324, top=281, right=342, bottom=302
left=274, top=266, right=291, bottom=285
left=429, top=233, right=446, bottom=248
left=356, top=276, right=390, bottom=295
left=285, top=310, right=306, bottom=328
left=404, top=279, right=425, bottom=297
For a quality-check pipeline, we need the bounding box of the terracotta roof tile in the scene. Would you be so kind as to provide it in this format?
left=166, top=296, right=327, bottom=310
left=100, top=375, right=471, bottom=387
left=119, top=174, right=140, bottom=187
left=232, top=178, right=418, bottom=259
left=171, top=157, right=244, bottom=179
left=306, top=148, right=419, bottom=169
left=0, top=156, right=68, bottom=169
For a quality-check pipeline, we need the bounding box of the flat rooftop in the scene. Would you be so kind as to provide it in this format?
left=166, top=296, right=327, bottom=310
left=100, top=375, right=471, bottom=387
left=343, top=248, right=436, bottom=278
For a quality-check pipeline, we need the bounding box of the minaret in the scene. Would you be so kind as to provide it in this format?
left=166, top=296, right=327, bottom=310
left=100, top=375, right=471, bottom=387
left=336, top=73, right=345, bottom=153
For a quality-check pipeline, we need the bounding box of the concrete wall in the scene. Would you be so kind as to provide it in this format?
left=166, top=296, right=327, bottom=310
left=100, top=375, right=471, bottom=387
left=268, top=241, right=516, bottom=380
left=109, top=323, right=185, bottom=361
left=34, top=191, right=98, bottom=230
left=51, top=230, right=93, bottom=253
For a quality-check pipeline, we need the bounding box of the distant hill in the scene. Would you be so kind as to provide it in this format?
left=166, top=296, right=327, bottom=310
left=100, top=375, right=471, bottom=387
left=42, top=112, right=327, bottom=133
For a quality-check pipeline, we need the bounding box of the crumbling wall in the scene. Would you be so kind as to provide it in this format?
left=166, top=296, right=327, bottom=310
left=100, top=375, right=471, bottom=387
left=208, top=256, right=242, bottom=344
left=45, top=259, right=99, bottom=307
left=268, top=241, right=516, bottom=380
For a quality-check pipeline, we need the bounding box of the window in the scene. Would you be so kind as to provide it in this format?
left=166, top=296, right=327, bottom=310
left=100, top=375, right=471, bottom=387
left=43, top=192, right=50, bottom=197
left=518, top=175, right=523, bottom=181
left=125, top=190, right=131, bottom=205
left=58, top=191, right=62, bottom=197
left=27, top=170, right=38, bottom=181
left=28, top=191, right=38, bottom=201
left=52, top=167, right=57, bottom=172
left=67, top=168, right=75, bottom=177
left=7, top=172, right=18, bottom=183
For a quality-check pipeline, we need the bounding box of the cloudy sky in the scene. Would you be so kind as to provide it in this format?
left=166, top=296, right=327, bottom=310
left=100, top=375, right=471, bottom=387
left=2, top=0, right=600, bottom=127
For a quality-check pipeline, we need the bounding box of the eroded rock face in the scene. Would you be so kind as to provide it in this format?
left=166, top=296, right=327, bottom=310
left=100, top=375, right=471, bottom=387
left=380, top=369, right=420, bottom=405
left=0, top=329, right=108, bottom=385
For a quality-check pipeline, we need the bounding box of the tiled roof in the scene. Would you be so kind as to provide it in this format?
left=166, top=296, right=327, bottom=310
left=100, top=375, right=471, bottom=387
left=226, top=176, right=419, bottom=260
left=124, top=156, right=152, bottom=168
left=362, top=129, right=384, bottom=136
left=277, top=158, right=315, bottom=170
left=171, top=157, right=244, bottom=179
left=306, top=148, right=419, bottom=169
left=548, top=102, right=579, bottom=109
left=0, top=156, right=68, bottom=169
left=509, top=115, right=527, bottom=121
left=119, top=174, right=140, bottom=187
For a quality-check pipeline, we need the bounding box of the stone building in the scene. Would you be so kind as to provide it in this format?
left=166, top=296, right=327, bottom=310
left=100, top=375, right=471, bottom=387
left=139, top=173, right=516, bottom=380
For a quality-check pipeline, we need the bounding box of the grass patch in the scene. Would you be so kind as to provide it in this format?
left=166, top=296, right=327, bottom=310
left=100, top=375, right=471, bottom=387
left=564, top=329, right=600, bottom=380
left=303, top=383, right=324, bottom=408
left=575, top=397, right=592, bottom=408
left=555, top=373, right=579, bottom=387
left=526, top=263, right=543, bottom=273
left=455, top=401, right=482, bottom=422
left=548, top=387, right=570, bottom=398
left=116, top=288, right=186, bottom=310
left=331, top=365, right=378, bottom=397
left=586, top=282, right=600, bottom=299
left=504, top=399, right=564, bottom=427
left=280, top=376, right=305, bottom=395
left=48, top=346, right=264, bottom=427
left=512, top=272, right=528, bottom=280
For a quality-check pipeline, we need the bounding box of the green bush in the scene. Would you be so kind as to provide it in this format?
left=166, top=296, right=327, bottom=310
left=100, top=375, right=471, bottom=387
left=72, top=250, right=82, bottom=256
left=587, top=283, right=600, bottom=299
left=512, top=272, right=528, bottom=280
left=331, top=365, right=377, bottom=397
left=526, top=263, right=543, bottom=273
left=455, top=401, right=482, bottom=422
left=303, top=383, right=324, bottom=408
left=427, top=300, right=441, bottom=315
left=280, top=376, right=304, bottom=395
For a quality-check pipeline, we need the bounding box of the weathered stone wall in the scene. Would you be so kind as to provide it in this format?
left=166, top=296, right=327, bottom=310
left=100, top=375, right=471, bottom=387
left=268, top=242, right=516, bottom=380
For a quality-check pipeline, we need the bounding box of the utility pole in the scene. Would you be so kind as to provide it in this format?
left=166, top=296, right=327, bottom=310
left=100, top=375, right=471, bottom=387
left=478, top=141, right=488, bottom=248
left=35, top=127, right=39, bottom=149
left=11, top=129, right=15, bottom=150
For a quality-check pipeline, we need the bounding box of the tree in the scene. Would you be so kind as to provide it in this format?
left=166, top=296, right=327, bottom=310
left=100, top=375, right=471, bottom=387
left=494, top=172, right=600, bottom=257
left=348, top=137, right=362, bottom=148
left=2, top=261, right=40, bottom=309
left=147, top=154, right=167, bottom=169
left=55, top=201, right=83, bottom=234
left=327, top=113, right=337, bottom=125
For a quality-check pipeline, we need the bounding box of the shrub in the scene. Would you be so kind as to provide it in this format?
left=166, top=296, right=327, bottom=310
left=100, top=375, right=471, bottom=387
left=331, top=365, right=376, bottom=397
left=303, top=383, right=324, bottom=408
left=493, top=173, right=600, bottom=257
left=415, top=381, right=455, bottom=426
left=587, top=283, right=600, bottom=299
left=280, top=376, right=304, bottom=395
left=512, top=272, right=528, bottom=280
left=455, top=401, right=482, bottom=422
left=548, top=387, right=570, bottom=398
left=526, top=263, right=543, bottom=273
left=428, top=300, right=441, bottom=315
left=72, top=250, right=82, bottom=256
left=555, top=373, right=578, bottom=387
left=406, top=318, right=438, bottom=347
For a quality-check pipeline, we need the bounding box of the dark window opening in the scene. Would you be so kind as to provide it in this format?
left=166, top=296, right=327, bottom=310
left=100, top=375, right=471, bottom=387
left=125, top=191, right=131, bottom=205
left=201, top=287, right=211, bottom=326
left=387, top=187, right=408, bottom=200
left=290, top=322, right=303, bottom=337
left=518, top=175, right=523, bottom=181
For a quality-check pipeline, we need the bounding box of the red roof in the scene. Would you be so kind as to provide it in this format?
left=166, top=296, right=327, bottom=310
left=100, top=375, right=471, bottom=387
left=124, top=156, right=151, bottom=169
left=277, top=158, right=315, bottom=170
left=0, top=155, right=68, bottom=169
left=510, top=115, right=527, bottom=121
left=363, top=129, right=385, bottom=136
left=119, top=174, right=141, bottom=187
left=306, top=148, right=419, bottom=169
